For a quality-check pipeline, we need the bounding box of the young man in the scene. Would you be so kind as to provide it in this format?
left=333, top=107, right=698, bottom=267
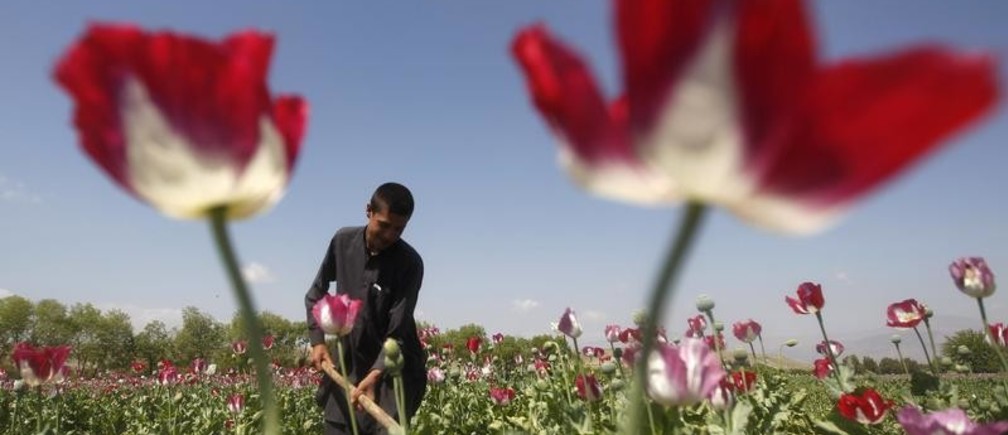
left=305, top=182, right=426, bottom=434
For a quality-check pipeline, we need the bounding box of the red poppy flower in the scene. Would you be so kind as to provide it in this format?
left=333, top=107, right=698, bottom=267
left=512, top=0, right=997, bottom=234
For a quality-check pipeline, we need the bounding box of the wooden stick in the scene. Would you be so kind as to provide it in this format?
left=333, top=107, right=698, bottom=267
left=319, top=360, right=403, bottom=433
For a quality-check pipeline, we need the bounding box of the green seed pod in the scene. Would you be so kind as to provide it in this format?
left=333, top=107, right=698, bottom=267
left=890, top=335, right=902, bottom=344
left=610, top=379, right=626, bottom=391
left=600, top=361, right=616, bottom=374
left=632, top=310, right=649, bottom=327
left=383, top=338, right=401, bottom=360
left=957, top=345, right=971, bottom=356
left=696, top=295, right=715, bottom=312
left=713, top=322, right=724, bottom=332
left=785, top=339, right=798, bottom=347
left=536, top=379, right=550, bottom=391
left=732, top=349, right=749, bottom=363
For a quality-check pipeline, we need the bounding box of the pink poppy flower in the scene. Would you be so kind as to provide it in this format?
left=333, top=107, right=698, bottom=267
left=897, top=406, right=1008, bottom=435
left=950, top=257, right=997, bottom=298
left=557, top=307, right=583, bottom=339
left=647, top=339, right=725, bottom=406
left=732, top=319, right=761, bottom=343
left=311, top=294, right=363, bottom=337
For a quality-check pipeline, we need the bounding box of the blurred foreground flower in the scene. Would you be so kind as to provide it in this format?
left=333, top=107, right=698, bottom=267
left=509, top=1, right=997, bottom=432
left=897, top=406, right=1008, bottom=435
left=512, top=0, right=997, bottom=234
left=838, top=388, right=893, bottom=425
left=54, top=23, right=308, bottom=435
left=11, top=343, right=72, bottom=387
left=54, top=23, right=307, bottom=220
left=646, top=339, right=725, bottom=406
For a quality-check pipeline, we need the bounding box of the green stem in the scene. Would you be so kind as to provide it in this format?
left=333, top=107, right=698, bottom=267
left=814, top=312, right=843, bottom=386
left=644, top=398, right=658, bottom=435
left=609, top=342, right=625, bottom=379
left=704, top=311, right=727, bottom=370
left=977, top=298, right=1008, bottom=391
left=336, top=340, right=359, bottom=435
left=912, top=326, right=936, bottom=375
left=629, top=202, right=707, bottom=434
left=922, top=317, right=939, bottom=370
left=894, top=343, right=910, bottom=378
left=394, top=374, right=407, bottom=432
left=757, top=334, right=767, bottom=362
left=209, top=207, right=279, bottom=435
left=748, top=342, right=759, bottom=381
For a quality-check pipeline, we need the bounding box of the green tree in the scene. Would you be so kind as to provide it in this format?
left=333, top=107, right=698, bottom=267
left=942, top=329, right=1002, bottom=373
left=31, top=299, right=71, bottom=345
left=134, top=320, right=175, bottom=371
left=67, top=303, right=105, bottom=376
left=95, top=309, right=134, bottom=372
left=0, top=295, right=34, bottom=360
left=861, top=356, right=879, bottom=373
left=878, top=357, right=902, bottom=374
left=174, top=306, right=226, bottom=365
left=842, top=355, right=864, bottom=374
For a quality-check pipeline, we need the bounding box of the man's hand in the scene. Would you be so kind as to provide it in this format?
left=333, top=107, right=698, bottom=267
left=351, top=369, right=383, bottom=410
left=309, top=344, right=333, bottom=371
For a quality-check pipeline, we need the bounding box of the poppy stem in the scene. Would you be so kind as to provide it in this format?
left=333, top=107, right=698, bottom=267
left=628, top=201, right=708, bottom=434
left=977, top=298, right=1008, bottom=390
left=335, top=340, right=360, bottom=435
left=208, top=207, right=279, bottom=435
left=393, top=374, right=407, bottom=432
left=757, top=334, right=767, bottom=362
left=922, top=316, right=940, bottom=370
left=814, top=312, right=843, bottom=387
left=703, top=310, right=726, bottom=370
left=893, top=342, right=911, bottom=378
left=912, top=326, right=936, bottom=375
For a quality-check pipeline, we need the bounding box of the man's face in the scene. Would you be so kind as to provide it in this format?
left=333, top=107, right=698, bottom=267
left=365, top=202, right=408, bottom=253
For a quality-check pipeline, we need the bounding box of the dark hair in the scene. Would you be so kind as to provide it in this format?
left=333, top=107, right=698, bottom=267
left=370, top=182, right=414, bottom=218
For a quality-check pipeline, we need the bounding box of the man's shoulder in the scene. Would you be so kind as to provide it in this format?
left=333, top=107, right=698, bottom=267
left=396, top=239, right=423, bottom=268
left=333, top=226, right=365, bottom=241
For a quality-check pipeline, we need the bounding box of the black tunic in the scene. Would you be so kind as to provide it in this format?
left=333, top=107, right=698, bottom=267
left=305, top=226, right=426, bottom=431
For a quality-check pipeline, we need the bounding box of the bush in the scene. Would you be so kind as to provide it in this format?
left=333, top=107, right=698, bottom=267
left=941, top=329, right=1003, bottom=373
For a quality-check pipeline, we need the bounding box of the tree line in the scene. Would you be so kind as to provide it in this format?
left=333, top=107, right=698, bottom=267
left=0, top=295, right=308, bottom=377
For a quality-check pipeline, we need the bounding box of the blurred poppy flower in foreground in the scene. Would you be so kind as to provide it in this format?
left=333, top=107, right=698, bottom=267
left=512, top=0, right=997, bottom=234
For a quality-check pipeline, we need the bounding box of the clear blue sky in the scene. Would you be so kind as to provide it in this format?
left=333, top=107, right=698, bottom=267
left=1, top=1, right=1006, bottom=361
